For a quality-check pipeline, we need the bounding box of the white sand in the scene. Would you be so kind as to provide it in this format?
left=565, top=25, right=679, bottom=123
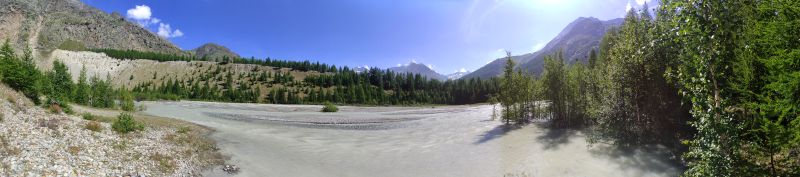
left=141, top=101, right=681, bottom=177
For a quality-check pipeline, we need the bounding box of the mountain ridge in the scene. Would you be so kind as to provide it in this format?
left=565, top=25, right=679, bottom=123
left=462, top=17, right=623, bottom=80
left=388, top=62, right=448, bottom=80
left=0, top=0, right=183, bottom=55
left=187, top=43, right=240, bottom=62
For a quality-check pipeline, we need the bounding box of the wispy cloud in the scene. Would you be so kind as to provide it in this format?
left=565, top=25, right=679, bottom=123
left=157, top=23, right=184, bottom=38
left=462, top=0, right=505, bottom=42
left=126, top=4, right=184, bottom=38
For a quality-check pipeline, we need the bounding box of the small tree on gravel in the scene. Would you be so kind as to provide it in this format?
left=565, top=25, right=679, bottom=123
left=112, top=113, right=143, bottom=133
left=321, top=102, right=338, bottom=112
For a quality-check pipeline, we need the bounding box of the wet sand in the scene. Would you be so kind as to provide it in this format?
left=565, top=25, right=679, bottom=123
left=141, top=101, right=680, bottom=177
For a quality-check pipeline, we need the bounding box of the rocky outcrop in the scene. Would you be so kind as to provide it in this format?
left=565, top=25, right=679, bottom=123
left=0, top=0, right=183, bottom=56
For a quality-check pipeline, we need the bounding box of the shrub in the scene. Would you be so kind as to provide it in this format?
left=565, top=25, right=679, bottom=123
left=82, top=113, right=95, bottom=120
left=321, top=102, right=338, bottom=112
left=85, top=121, right=103, bottom=132
left=112, top=113, right=143, bottom=133
left=177, top=126, right=191, bottom=134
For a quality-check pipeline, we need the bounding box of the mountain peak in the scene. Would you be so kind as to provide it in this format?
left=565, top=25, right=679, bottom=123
left=462, top=16, right=623, bottom=80
left=389, top=62, right=446, bottom=80
left=189, top=43, right=240, bottom=61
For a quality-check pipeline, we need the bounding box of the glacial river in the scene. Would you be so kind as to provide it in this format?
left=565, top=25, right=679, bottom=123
left=142, top=101, right=680, bottom=177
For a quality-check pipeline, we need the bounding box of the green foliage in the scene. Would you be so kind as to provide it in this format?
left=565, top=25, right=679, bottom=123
left=585, top=6, right=690, bottom=147
left=661, top=0, right=800, bottom=176
left=0, top=40, right=43, bottom=105
left=112, top=113, right=143, bottom=133
left=73, top=66, right=90, bottom=105
left=82, top=113, right=95, bottom=120
left=118, top=88, right=136, bottom=112
left=321, top=102, right=339, bottom=112
left=89, top=75, right=114, bottom=108
left=46, top=61, right=74, bottom=102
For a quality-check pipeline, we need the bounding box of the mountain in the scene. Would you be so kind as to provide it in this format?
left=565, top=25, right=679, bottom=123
left=388, top=62, right=447, bottom=80
left=188, top=43, right=240, bottom=61
left=447, top=71, right=470, bottom=80
left=462, top=17, right=623, bottom=79
left=0, top=0, right=182, bottom=55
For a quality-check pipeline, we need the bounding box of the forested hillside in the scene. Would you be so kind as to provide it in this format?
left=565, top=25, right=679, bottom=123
left=61, top=48, right=500, bottom=106
left=495, top=1, right=799, bottom=176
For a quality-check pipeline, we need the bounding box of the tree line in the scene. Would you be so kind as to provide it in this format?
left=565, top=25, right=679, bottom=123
left=129, top=61, right=499, bottom=105
left=91, top=48, right=341, bottom=73
left=496, top=1, right=798, bottom=176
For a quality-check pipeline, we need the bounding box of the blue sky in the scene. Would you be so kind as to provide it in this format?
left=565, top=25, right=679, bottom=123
left=82, top=0, right=654, bottom=74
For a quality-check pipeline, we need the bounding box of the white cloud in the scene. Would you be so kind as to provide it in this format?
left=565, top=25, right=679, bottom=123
left=636, top=0, right=646, bottom=5
left=411, top=59, right=418, bottom=64
left=126, top=5, right=151, bottom=20
left=157, top=23, right=184, bottom=38
left=126, top=5, right=184, bottom=38
left=150, top=18, right=160, bottom=24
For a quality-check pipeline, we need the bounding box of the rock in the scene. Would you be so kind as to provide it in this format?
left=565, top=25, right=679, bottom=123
left=222, top=164, right=240, bottom=174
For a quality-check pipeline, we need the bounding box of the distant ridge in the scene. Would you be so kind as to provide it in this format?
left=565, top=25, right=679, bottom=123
left=388, top=62, right=447, bottom=80
left=188, top=43, right=240, bottom=62
left=462, top=17, right=623, bottom=79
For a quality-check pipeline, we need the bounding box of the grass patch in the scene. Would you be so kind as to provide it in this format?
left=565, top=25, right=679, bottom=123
left=113, top=140, right=129, bottom=150
left=321, top=102, right=339, bottom=112
left=67, top=146, right=81, bottom=155
left=82, top=113, right=95, bottom=120
left=112, top=113, right=143, bottom=134
left=150, top=153, right=177, bottom=174
left=177, top=126, right=191, bottom=134
left=85, top=121, right=103, bottom=132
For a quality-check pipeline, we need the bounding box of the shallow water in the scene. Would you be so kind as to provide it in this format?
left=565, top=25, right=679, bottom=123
left=142, top=101, right=680, bottom=177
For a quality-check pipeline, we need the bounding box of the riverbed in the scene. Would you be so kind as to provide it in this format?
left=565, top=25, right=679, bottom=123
left=141, top=101, right=680, bottom=177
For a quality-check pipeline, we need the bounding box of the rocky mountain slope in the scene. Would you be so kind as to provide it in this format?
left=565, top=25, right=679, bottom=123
left=462, top=17, right=623, bottom=79
left=388, top=62, right=447, bottom=80
left=0, top=0, right=182, bottom=56
left=187, top=43, right=240, bottom=62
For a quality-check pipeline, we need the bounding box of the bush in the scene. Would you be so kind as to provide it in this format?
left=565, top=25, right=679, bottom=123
left=82, top=113, right=95, bottom=120
left=112, top=113, right=143, bottom=133
left=85, top=121, right=103, bottom=132
left=321, top=102, right=338, bottom=112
